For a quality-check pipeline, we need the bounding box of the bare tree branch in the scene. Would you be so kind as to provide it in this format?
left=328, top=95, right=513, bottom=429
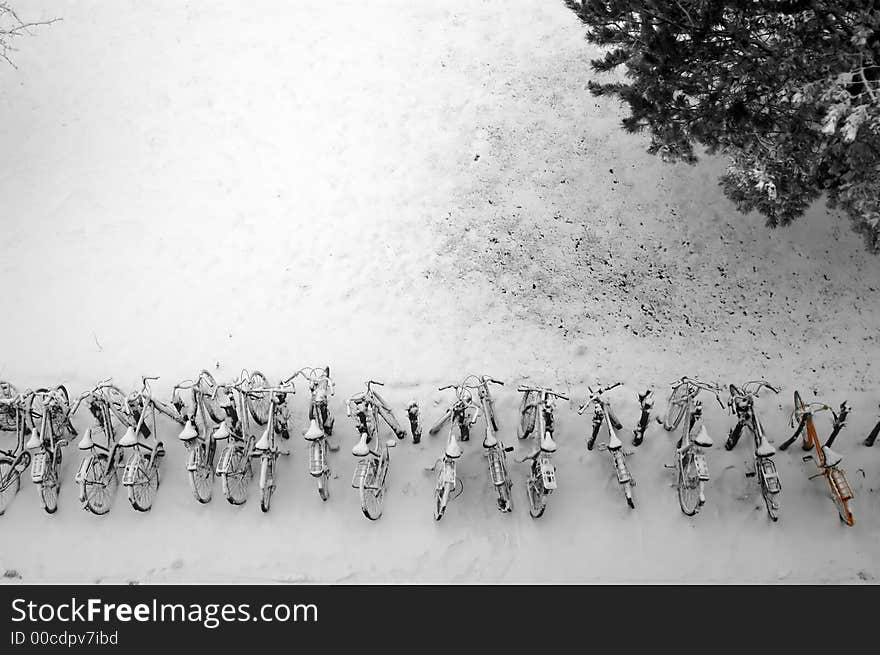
left=0, top=2, right=60, bottom=68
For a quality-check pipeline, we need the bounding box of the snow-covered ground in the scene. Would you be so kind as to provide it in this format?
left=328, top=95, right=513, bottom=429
left=1, top=0, right=878, bottom=583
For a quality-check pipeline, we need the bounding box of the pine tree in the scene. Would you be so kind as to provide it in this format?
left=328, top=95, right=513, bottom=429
left=565, top=1, right=880, bottom=253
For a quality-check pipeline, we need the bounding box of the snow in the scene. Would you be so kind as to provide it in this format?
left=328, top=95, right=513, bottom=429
left=0, top=0, right=878, bottom=583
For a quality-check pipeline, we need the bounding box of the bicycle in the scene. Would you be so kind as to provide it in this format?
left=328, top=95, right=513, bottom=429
left=428, top=380, right=482, bottom=520
left=347, top=380, right=405, bottom=520
left=171, top=370, right=228, bottom=503
left=724, top=381, right=782, bottom=521
left=250, top=376, right=296, bottom=513
left=214, top=370, right=270, bottom=506
left=26, top=386, right=76, bottom=514
left=516, top=384, right=568, bottom=519
left=661, top=376, right=724, bottom=516
left=474, top=376, right=514, bottom=513
left=294, top=366, right=336, bottom=501
left=0, top=382, right=33, bottom=516
left=863, top=402, right=879, bottom=447
left=118, top=376, right=183, bottom=512
left=632, top=389, right=654, bottom=446
left=578, top=382, right=636, bottom=509
left=407, top=401, right=422, bottom=444
left=779, top=391, right=854, bottom=526
left=71, top=379, right=132, bottom=515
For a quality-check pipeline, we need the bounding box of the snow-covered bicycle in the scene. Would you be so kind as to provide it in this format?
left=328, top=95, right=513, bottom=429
left=517, top=384, right=568, bottom=518
left=662, top=377, right=724, bottom=516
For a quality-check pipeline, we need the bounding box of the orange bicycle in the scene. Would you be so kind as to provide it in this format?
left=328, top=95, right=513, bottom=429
left=779, top=391, right=854, bottom=526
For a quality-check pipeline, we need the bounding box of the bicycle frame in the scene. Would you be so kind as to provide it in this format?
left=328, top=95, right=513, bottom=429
left=431, top=379, right=483, bottom=520
left=0, top=386, right=34, bottom=514
left=782, top=393, right=854, bottom=526
left=578, top=383, right=635, bottom=508
left=664, top=377, right=723, bottom=516
left=27, top=387, right=74, bottom=513
left=348, top=381, right=399, bottom=520
left=172, top=370, right=226, bottom=503
left=214, top=370, right=261, bottom=505
left=71, top=380, right=135, bottom=515
left=295, top=367, right=334, bottom=501
left=726, top=381, right=782, bottom=521
left=518, top=385, right=568, bottom=519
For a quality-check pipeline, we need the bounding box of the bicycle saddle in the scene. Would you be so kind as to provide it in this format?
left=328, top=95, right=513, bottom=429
left=483, top=430, right=498, bottom=448
left=692, top=424, right=713, bottom=448
left=607, top=429, right=623, bottom=450
left=77, top=428, right=94, bottom=450
left=213, top=421, right=231, bottom=440
left=352, top=432, right=370, bottom=457
left=540, top=431, right=557, bottom=453
left=755, top=437, right=776, bottom=457
left=445, top=437, right=462, bottom=459
left=25, top=429, right=42, bottom=449
left=822, top=446, right=843, bottom=467
left=119, top=426, right=138, bottom=447
left=254, top=427, right=270, bottom=451
left=177, top=420, right=198, bottom=441
left=303, top=418, right=324, bottom=441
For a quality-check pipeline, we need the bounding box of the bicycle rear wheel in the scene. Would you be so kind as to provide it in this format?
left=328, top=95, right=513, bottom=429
left=129, top=460, right=160, bottom=511
left=761, top=483, right=779, bottom=522
left=260, top=456, right=274, bottom=513
left=83, top=455, right=116, bottom=515
left=222, top=448, right=251, bottom=505
left=360, top=460, right=384, bottom=520
left=527, top=476, right=546, bottom=518
left=189, top=459, right=214, bottom=504
left=624, top=481, right=635, bottom=509
left=0, top=461, right=21, bottom=515
left=677, top=454, right=700, bottom=516
left=40, top=450, right=62, bottom=514
left=495, top=478, right=513, bottom=512
left=317, top=470, right=330, bottom=501
left=433, top=468, right=450, bottom=521
left=664, top=385, right=689, bottom=431
left=828, top=471, right=854, bottom=526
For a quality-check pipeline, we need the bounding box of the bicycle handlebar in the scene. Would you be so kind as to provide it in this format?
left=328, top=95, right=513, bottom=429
left=516, top=385, right=569, bottom=401
left=248, top=385, right=296, bottom=396
left=740, top=380, right=779, bottom=396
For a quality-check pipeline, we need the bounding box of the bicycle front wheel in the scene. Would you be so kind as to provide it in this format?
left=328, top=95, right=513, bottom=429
left=664, top=384, right=689, bottom=431
left=677, top=454, right=700, bottom=516
left=248, top=371, right=271, bottom=425
left=0, top=461, right=21, bottom=516
left=129, top=460, right=160, bottom=512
